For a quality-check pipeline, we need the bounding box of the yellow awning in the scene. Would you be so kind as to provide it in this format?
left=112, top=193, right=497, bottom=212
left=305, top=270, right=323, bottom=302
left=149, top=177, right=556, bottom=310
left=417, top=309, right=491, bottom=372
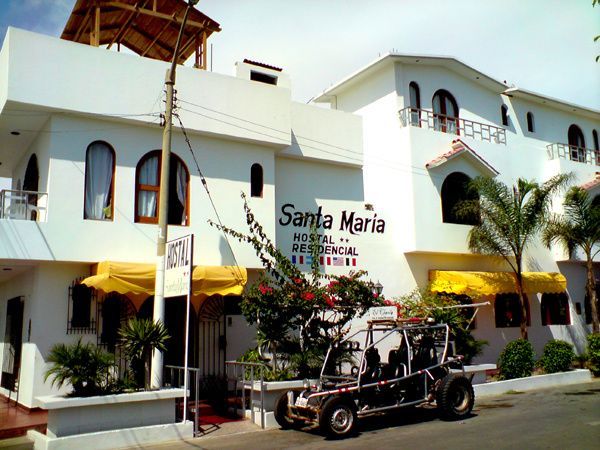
left=82, top=261, right=247, bottom=311
left=429, top=270, right=566, bottom=297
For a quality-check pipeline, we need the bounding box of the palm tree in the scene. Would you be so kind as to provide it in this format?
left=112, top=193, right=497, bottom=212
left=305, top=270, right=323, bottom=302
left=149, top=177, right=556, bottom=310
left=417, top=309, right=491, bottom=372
left=119, top=318, right=170, bottom=390
left=457, top=174, right=571, bottom=340
left=543, top=186, right=600, bottom=334
left=44, top=338, right=117, bottom=397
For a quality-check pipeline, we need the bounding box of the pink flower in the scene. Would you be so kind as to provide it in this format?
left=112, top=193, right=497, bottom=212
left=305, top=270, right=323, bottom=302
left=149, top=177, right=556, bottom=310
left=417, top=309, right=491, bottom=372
left=383, top=299, right=391, bottom=306
left=373, top=293, right=379, bottom=298
left=326, top=298, right=335, bottom=307
left=294, top=278, right=303, bottom=284
left=258, top=283, right=273, bottom=294
left=302, top=292, right=315, bottom=300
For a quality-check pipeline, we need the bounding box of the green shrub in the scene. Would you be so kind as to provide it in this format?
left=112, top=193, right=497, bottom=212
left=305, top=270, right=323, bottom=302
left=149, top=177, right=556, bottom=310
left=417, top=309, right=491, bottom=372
left=498, top=339, right=536, bottom=380
left=587, top=334, right=600, bottom=377
left=537, top=339, right=574, bottom=373
left=44, top=339, right=118, bottom=397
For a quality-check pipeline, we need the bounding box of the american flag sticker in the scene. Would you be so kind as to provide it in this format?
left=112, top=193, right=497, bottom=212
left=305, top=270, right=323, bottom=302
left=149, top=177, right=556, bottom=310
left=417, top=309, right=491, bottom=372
left=332, top=257, right=344, bottom=266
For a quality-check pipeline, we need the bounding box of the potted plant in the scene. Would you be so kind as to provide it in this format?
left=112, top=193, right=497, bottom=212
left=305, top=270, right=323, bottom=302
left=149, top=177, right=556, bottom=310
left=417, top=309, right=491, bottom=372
left=44, top=338, right=120, bottom=397
left=118, top=317, right=170, bottom=390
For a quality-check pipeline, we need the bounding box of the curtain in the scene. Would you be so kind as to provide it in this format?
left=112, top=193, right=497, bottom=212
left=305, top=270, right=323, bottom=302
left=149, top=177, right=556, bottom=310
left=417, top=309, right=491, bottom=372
left=175, top=160, right=188, bottom=225
left=138, top=155, right=159, bottom=218
left=85, top=143, right=114, bottom=219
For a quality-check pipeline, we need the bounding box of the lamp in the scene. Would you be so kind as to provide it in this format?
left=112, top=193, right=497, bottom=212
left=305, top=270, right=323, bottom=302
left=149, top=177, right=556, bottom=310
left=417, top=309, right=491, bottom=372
left=372, top=281, right=384, bottom=296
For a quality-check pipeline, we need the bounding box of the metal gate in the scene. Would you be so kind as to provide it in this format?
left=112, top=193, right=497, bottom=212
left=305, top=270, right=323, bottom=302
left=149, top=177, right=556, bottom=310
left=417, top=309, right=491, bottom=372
left=197, top=295, right=226, bottom=397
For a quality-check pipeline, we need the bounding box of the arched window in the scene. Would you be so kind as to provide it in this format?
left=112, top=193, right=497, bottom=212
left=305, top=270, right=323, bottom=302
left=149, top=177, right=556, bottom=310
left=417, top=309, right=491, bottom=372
left=494, top=293, right=530, bottom=328
left=540, top=293, right=570, bottom=325
left=250, top=163, right=264, bottom=198
left=84, top=141, right=115, bottom=220
left=526, top=112, right=535, bottom=133
left=441, top=172, right=477, bottom=225
left=409, top=81, right=421, bottom=126
left=135, top=151, right=189, bottom=225
left=568, top=124, right=586, bottom=163
left=432, top=89, right=459, bottom=135
left=23, top=154, right=39, bottom=220
left=501, top=105, right=509, bottom=127
left=593, top=130, right=599, bottom=165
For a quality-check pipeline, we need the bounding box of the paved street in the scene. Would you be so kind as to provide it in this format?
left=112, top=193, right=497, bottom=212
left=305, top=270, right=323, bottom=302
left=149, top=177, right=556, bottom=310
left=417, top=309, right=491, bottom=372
left=139, top=380, right=600, bottom=450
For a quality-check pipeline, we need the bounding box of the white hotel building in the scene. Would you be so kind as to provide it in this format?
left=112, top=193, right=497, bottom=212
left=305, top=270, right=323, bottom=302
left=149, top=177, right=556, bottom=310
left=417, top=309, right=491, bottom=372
left=1, top=1, right=599, bottom=409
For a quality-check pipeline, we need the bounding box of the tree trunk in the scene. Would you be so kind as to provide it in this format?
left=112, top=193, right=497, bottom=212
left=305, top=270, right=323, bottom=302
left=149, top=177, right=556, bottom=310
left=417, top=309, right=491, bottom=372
left=586, top=257, right=599, bottom=334
left=516, top=272, right=528, bottom=340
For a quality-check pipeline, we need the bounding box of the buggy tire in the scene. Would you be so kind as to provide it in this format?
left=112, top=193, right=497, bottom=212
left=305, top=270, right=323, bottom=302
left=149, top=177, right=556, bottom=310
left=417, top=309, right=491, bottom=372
left=437, top=374, right=474, bottom=420
left=320, top=396, right=357, bottom=438
left=274, top=390, right=305, bottom=430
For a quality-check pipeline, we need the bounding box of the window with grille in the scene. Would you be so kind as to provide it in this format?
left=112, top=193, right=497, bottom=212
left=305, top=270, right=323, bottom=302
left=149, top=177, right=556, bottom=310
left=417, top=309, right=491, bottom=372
left=67, top=280, right=97, bottom=334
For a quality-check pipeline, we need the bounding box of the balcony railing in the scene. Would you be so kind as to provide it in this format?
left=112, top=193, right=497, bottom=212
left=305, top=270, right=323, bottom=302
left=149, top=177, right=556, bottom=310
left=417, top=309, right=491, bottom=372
left=398, top=107, right=507, bottom=145
left=0, top=190, right=48, bottom=221
left=547, top=143, right=599, bottom=166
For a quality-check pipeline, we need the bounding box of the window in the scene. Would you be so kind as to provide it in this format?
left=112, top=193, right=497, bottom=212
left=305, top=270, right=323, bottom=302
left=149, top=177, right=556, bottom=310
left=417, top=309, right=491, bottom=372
left=135, top=151, right=189, bottom=225
left=84, top=141, right=115, bottom=220
left=432, top=89, right=459, bottom=134
left=409, top=82, right=421, bottom=126
left=501, top=105, right=509, bottom=127
left=526, top=112, right=535, bottom=133
left=250, top=163, right=264, bottom=198
left=593, top=130, right=599, bottom=165
left=541, top=293, right=570, bottom=325
left=568, top=124, right=586, bottom=163
left=592, top=195, right=600, bottom=209
left=250, top=71, right=277, bottom=85
left=67, top=281, right=97, bottom=334
left=23, top=154, right=39, bottom=220
left=441, top=172, right=478, bottom=225
left=494, top=293, right=530, bottom=328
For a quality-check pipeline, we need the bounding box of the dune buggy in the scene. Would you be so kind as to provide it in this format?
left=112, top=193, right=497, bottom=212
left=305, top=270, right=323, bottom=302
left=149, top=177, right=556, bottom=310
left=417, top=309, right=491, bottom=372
left=274, top=314, right=475, bottom=438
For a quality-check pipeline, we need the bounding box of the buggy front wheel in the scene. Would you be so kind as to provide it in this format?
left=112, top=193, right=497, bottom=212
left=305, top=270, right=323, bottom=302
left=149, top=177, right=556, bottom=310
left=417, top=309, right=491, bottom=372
left=437, top=374, right=474, bottom=420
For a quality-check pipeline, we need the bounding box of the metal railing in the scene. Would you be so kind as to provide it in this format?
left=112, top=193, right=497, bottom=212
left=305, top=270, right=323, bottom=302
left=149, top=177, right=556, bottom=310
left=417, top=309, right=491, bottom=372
left=547, top=142, right=600, bottom=166
left=225, top=361, right=266, bottom=429
left=398, top=107, right=507, bottom=145
left=0, top=190, right=48, bottom=221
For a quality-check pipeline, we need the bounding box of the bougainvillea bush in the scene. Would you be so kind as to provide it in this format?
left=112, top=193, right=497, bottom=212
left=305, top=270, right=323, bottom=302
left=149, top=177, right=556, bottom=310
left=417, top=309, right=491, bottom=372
left=211, top=194, right=382, bottom=379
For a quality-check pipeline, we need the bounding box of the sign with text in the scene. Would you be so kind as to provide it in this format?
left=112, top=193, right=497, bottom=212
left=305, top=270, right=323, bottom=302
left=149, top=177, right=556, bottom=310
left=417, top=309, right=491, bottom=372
left=368, top=306, right=398, bottom=321
left=164, top=235, right=193, bottom=298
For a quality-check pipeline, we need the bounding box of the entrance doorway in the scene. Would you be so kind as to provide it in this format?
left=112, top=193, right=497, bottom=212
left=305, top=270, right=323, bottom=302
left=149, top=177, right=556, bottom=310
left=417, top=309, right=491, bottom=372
left=1, top=297, right=24, bottom=392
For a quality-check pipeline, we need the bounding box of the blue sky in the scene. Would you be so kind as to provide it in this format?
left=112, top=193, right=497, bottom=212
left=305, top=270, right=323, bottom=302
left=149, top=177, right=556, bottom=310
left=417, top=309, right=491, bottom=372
left=1, top=0, right=599, bottom=109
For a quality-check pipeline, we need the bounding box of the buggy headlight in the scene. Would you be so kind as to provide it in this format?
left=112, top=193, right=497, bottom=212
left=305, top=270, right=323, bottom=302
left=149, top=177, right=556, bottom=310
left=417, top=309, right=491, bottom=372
left=315, top=380, right=323, bottom=392
left=303, top=378, right=310, bottom=389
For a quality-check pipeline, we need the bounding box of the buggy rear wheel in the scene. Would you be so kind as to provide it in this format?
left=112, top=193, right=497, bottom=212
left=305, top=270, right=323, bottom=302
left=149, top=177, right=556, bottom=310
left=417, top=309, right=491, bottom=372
left=320, top=396, right=357, bottom=438
left=437, top=373, right=474, bottom=420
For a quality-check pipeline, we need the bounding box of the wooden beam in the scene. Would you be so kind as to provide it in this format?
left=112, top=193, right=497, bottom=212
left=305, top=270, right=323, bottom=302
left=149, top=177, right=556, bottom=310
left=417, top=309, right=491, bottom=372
left=202, top=30, right=207, bottom=70
left=107, top=0, right=150, bottom=49
left=140, top=20, right=172, bottom=57
left=72, top=7, right=93, bottom=42
left=103, top=1, right=220, bottom=32
left=90, top=3, right=101, bottom=47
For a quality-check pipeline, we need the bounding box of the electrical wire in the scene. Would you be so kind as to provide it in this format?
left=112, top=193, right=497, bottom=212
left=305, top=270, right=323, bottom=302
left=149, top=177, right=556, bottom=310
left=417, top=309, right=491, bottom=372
left=172, top=104, right=243, bottom=273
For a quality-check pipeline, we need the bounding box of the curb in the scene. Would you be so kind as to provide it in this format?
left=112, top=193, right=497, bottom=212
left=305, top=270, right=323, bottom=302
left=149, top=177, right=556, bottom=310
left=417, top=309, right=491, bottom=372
left=474, top=369, right=593, bottom=397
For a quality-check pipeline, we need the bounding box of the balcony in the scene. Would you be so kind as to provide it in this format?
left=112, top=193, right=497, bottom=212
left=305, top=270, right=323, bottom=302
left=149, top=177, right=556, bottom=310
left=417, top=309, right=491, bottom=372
left=398, top=107, right=507, bottom=145
left=0, top=190, right=48, bottom=221
left=546, top=143, right=599, bottom=166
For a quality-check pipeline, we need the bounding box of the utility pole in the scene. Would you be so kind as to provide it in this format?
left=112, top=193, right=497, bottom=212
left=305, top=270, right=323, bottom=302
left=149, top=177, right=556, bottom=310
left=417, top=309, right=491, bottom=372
left=151, top=0, right=199, bottom=390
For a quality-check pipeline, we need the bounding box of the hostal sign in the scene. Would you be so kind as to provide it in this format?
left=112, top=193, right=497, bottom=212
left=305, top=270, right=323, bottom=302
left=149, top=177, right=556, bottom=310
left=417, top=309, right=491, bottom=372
left=278, top=204, right=386, bottom=267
